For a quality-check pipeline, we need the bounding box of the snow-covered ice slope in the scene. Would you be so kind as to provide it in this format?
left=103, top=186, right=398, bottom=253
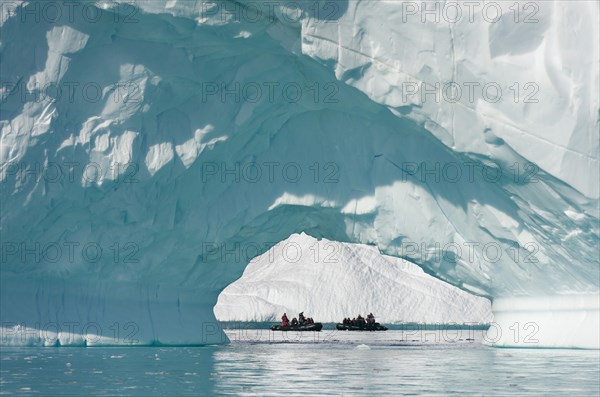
left=215, top=233, right=492, bottom=324
left=0, top=1, right=598, bottom=347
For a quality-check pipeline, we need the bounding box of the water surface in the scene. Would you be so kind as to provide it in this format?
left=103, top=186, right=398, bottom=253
left=1, top=330, right=598, bottom=396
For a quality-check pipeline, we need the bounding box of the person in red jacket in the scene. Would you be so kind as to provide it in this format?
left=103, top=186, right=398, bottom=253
left=281, top=313, right=290, bottom=327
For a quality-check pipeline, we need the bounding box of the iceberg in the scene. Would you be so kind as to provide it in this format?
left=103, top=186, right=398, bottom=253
left=0, top=1, right=598, bottom=347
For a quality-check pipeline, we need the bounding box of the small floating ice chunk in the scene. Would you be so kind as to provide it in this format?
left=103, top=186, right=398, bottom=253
left=235, top=31, right=252, bottom=39
left=355, top=344, right=370, bottom=350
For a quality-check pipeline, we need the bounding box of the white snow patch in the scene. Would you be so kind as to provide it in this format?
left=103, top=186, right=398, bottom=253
left=145, top=143, right=174, bottom=175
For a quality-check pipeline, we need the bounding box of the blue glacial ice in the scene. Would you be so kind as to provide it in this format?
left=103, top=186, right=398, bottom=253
left=0, top=1, right=598, bottom=348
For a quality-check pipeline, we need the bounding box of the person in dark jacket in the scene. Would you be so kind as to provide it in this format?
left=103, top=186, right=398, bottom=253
left=367, top=313, right=375, bottom=325
left=298, top=312, right=306, bottom=325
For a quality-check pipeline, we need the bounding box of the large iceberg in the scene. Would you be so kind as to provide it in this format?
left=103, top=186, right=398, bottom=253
left=0, top=1, right=598, bottom=348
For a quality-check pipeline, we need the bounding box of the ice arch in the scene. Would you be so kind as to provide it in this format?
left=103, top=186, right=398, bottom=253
left=0, top=1, right=598, bottom=347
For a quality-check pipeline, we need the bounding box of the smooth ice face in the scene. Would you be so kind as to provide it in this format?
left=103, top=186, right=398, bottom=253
left=301, top=0, right=600, bottom=199
left=215, top=233, right=493, bottom=324
left=0, top=1, right=598, bottom=347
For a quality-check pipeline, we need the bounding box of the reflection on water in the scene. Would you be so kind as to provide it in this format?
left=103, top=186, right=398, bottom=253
left=215, top=330, right=600, bottom=396
left=1, top=330, right=598, bottom=396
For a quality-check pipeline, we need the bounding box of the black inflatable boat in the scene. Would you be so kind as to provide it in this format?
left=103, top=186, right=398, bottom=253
left=271, top=323, right=323, bottom=331
left=336, top=323, right=388, bottom=331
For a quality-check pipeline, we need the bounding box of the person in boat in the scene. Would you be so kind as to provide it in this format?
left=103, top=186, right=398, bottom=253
left=356, top=314, right=365, bottom=326
left=351, top=317, right=356, bottom=326
left=281, top=313, right=290, bottom=327
left=291, top=317, right=298, bottom=326
left=298, top=312, right=306, bottom=325
left=307, top=317, right=314, bottom=325
left=367, top=313, right=375, bottom=325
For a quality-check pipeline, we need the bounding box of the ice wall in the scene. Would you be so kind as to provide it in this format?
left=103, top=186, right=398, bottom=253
left=301, top=0, right=600, bottom=198
left=1, top=1, right=598, bottom=347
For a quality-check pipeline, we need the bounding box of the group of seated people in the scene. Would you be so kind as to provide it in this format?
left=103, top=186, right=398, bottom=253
left=342, top=313, right=376, bottom=326
left=281, top=312, right=315, bottom=327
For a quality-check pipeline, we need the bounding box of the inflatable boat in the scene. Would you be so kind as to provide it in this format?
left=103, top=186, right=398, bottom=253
left=271, top=323, right=323, bottom=331
left=336, top=323, right=388, bottom=331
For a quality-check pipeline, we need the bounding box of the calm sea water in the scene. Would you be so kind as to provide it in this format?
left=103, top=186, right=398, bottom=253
left=1, top=329, right=599, bottom=396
